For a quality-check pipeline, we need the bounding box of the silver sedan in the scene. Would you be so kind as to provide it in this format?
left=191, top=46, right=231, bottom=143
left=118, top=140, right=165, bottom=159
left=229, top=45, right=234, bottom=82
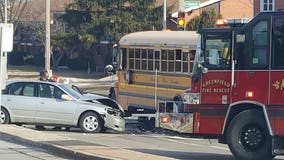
left=0, top=80, right=125, bottom=133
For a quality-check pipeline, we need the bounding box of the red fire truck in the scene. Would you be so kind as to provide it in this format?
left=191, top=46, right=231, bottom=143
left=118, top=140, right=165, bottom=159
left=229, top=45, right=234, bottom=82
left=158, top=11, right=284, bottom=160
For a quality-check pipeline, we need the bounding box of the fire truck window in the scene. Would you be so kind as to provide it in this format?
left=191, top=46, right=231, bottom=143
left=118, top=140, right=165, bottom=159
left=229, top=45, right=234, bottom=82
left=272, top=17, right=284, bottom=69
left=204, top=36, right=231, bottom=69
left=251, top=21, right=268, bottom=67
left=208, top=49, right=220, bottom=65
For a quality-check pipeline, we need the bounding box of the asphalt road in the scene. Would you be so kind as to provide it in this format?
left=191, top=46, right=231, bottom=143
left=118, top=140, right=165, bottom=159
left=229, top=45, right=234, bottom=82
left=20, top=122, right=284, bottom=160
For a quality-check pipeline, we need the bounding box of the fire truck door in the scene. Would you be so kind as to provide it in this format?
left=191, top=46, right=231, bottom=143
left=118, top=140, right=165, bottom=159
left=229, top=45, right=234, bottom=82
left=200, top=72, right=231, bottom=105
left=269, top=16, right=284, bottom=135
left=232, top=20, right=269, bottom=104
left=232, top=71, right=269, bottom=104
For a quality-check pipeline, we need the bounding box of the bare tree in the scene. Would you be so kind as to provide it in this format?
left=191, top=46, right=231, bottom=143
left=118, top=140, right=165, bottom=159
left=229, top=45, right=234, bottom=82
left=0, top=0, right=28, bottom=31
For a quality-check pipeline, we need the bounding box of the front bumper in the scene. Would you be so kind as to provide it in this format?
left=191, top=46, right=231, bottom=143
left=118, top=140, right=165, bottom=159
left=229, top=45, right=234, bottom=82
left=104, top=114, right=125, bottom=132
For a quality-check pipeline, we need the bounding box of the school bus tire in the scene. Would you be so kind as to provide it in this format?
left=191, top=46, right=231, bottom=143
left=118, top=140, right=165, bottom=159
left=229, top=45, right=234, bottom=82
left=226, top=109, right=272, bottom=160
left=109, top=88, right=116, bottom=100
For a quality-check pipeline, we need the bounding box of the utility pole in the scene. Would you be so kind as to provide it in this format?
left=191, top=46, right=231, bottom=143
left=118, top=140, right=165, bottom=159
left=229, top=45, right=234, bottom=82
left=45, top=0, right=51, bottom=72
left=163, top=0, right=167, bottom=30
left=1, top=0, right=14, bottom=124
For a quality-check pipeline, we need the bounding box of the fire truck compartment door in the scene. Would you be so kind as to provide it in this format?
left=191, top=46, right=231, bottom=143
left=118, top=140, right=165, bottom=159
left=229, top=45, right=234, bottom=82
left=159, top=113, right=193, bottom=133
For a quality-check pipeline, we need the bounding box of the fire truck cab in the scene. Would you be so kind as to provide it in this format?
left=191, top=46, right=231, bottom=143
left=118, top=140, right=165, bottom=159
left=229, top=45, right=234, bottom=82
left=160, top=11, right=284, bottom=160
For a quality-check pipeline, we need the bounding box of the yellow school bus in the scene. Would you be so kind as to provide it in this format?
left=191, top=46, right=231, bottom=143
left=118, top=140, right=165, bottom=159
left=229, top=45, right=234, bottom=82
left=108, top=30, right=198, bottom=116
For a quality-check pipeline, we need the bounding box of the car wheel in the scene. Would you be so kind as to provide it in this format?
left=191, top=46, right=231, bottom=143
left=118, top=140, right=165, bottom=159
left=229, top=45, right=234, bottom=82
left=0, top=107, right=10, bottom=124
left=226, top=109, right=272, bottom=160
left=79, top=112, right=103, bottom=133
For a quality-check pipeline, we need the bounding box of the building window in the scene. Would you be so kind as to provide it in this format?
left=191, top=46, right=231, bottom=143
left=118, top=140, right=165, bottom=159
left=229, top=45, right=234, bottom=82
left=261, top=0, right=274, bottom=12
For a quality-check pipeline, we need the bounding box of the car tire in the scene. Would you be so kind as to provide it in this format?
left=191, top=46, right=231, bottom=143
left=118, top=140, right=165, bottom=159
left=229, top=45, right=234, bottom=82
left=0, top=107, right=10, bottom=124
left=226, top=109, right=273, bottom=160
left=79, top=112, right=103, bottom=133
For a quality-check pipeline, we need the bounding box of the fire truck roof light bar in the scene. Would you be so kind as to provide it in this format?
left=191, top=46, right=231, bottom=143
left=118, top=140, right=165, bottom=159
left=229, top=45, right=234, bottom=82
left=216, top=18, right=250, bottom=27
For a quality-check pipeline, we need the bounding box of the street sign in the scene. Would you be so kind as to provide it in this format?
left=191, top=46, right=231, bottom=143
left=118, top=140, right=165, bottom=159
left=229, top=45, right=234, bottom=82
left=0, top=23, right=13, bottom=53
left=185, top=0, right=200, bottom=8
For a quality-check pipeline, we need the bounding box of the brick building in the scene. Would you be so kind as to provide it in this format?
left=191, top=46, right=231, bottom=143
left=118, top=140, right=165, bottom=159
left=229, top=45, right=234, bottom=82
left=171, top=0, right=253, bottom=30
left=254, top=0, right=284, bottom=16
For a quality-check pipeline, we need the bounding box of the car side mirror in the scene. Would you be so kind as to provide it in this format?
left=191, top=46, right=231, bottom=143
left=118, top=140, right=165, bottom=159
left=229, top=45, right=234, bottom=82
left=61, top=94, right=73, bottom=101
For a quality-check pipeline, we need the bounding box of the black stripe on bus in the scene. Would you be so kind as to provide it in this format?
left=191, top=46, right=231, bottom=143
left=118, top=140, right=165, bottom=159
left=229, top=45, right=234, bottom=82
left=131, top=70, right=190, bottom=77
left=119, top=91, right=172, bottom=101
left=132, top=81, right=188, bottom=90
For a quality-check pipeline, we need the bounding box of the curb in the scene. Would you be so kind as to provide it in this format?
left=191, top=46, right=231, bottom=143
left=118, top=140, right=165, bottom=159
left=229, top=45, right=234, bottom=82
left=0, top=131, right=114, bottom=160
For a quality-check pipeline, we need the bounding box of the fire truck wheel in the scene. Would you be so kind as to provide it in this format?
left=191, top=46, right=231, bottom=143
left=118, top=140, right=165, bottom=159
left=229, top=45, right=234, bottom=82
left=226, top=109, right=272, bottom=160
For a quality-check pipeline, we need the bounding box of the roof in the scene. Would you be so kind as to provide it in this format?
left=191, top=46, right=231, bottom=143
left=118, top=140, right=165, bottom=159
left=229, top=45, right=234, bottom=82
left=119, top=30, right=199, bottom=49
left=172, top=0, right=221, bottom=17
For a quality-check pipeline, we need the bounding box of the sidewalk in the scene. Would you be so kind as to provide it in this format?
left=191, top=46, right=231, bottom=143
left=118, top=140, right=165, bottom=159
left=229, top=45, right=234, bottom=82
left=0, top=125, right=175, bottom=160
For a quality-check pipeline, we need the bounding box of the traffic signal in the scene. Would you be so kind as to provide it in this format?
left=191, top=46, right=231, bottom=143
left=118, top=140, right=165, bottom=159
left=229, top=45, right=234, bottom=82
left=177, top=12, right=185, bottom=31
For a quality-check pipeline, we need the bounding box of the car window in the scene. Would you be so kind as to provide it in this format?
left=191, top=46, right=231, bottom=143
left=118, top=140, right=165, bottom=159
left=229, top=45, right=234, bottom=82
left=10, top=82, right=35, bottom=97
left=39, top=83, right=65, bottom=99
left=52, top=86, right=64, bottom=99
left=39, top=84, right=52, bottom=98
left=59, top=84, right=82, bottom=99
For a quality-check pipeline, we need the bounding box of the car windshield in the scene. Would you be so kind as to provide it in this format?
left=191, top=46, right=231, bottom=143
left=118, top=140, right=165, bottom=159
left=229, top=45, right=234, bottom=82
left=58, top=84, right=82, bottom=99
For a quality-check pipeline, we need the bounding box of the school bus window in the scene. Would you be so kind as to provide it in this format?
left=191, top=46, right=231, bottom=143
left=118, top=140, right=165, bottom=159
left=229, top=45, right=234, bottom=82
left=120, top=48, right=127, bottom=70
left=148, top=49, right=154, bottom=71
left=141, top=49, right=148, bottom=70
left=129, top=48, right=135, bottom=69
left=168, top=50, right=174, bottom=60
left=135, top=49, right=141, bottom=70
left=148, top=60, right=153, bottom=71
left=154, top=50, right=160, bottom=70
left=169, top=50, right=175, bottom=72
left=176, top=61, right=181, bottom=72
left=183, top=52, right=189, bottom=73
left=169, top=61, right=175, bottom=72
left=142, top=49, right=147, bottom=58
left=176, top=50, right=182, bottom=60
left=161, top=50, right=168, bottom=72
left=129, top=48, right=134, bottom=58
left=183, top=62, right=189, bottom=73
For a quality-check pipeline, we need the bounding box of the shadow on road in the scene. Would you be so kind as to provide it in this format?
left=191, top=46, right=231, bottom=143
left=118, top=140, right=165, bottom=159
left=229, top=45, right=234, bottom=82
left=130, top=149, right=236, bottom=160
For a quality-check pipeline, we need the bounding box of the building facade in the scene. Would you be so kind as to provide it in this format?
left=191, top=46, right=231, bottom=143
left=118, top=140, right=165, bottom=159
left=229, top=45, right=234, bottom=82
left=171, top=0, right=253, bottom=30
left=254, top=0, right=284, bottom=16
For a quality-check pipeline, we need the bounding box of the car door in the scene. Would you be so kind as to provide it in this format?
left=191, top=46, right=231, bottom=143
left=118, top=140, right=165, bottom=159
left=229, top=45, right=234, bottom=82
left=35, top=83, right=77, bottom=125
left=2, top=82, right=36, bottom=123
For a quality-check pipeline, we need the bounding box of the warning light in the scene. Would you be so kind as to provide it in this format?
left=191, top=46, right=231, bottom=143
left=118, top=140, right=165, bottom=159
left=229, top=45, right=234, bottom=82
left=161, top=116, right=170, bottom=123
left=215, top=19, right=227, bottom=27
left=177, top=12, right=185, bottom=31
left=245, top=91, right=254, bottom=98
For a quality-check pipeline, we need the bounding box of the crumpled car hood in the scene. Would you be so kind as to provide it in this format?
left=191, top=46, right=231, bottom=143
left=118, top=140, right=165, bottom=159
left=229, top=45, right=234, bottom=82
left=79, top=93, right=124, bottom=114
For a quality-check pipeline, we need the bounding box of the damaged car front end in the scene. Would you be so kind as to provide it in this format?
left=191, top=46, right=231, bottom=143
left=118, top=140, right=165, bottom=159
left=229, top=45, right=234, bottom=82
left=104, top=107, right=125, bottom=132
left=78, top=93, right=125, bottom=132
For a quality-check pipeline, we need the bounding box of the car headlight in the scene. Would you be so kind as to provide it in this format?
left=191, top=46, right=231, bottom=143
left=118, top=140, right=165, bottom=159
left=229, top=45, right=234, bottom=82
left=184, top=93, right=200, bottom=104
left=106, top=108, right=122, bottom=117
